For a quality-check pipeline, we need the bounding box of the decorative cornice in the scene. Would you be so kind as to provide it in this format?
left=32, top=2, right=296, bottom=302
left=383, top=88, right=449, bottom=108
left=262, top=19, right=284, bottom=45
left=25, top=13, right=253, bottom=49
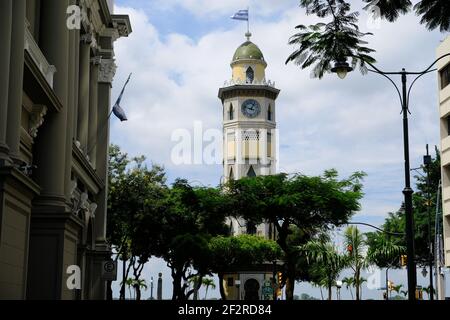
left=98, top=58, right=116, bottom=83
left=112, top=14, right=132, bottom=39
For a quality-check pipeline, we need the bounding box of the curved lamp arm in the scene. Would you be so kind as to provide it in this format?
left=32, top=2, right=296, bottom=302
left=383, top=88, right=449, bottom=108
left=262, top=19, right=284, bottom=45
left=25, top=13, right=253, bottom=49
left=351, top=53, right=450, bottom=75
left=346, top=222, right=405, bottom=237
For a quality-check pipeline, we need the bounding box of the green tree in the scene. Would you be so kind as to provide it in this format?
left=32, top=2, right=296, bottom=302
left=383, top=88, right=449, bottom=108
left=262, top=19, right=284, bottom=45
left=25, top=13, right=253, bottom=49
left=158, top=180, right=230, bottom=301
left=301, top=239, right=346, bottom=300
left=107, top=145, right=167, bottom=300
left=343, top=226, right=368, bottom=300
left=287, top=1, right=449, bottom=77
left=367, top=148, right=440, bottom=266
left=202, top=278, right=216, bottom=300
left=209, top=235, right=282, bottom=300
left=286, top=0, right=376, bottom=78
left=227, top=170, right=365, bottom=300
left=342, top=276, right=355, bottom=300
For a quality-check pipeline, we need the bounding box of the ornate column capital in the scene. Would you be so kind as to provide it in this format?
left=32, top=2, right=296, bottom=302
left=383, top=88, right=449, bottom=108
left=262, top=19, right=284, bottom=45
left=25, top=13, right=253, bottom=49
left=97, top=58, right=116, bottom=84
left=80, top=32, right=97, bottom=49
left=90, top=55, right=102, bottom=66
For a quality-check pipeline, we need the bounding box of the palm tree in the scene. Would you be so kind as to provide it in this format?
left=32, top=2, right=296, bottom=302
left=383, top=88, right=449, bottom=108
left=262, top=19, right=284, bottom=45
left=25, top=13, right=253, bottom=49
left=123, top=278, right=135, bottom=300
left=311, top=279, right=325, bottom=300
left=401, top=289, right=408, bottom=298
left=342, top=277, right=354, bottom=300
left=202, top=278, right=216, bottom=300
left=392, top=284, right=404, bottom=296
left=134, top=279, right=148, bottom=300
left=188, top=276, right=201, bottom=300
left=302, top=240, right=346, bottom=300
left=344, top=226, right=368, bottom=301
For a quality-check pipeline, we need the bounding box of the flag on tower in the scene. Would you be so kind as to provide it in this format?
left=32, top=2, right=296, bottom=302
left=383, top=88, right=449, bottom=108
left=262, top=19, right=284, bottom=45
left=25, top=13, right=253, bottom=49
left=111, top=73, right=131, bottom=122
left=231, top=9, right=249, bottom=21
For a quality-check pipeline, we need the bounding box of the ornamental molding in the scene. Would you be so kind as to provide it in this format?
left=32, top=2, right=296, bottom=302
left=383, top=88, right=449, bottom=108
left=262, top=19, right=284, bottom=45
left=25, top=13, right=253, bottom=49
left=91, top=55, right=102, bottom=66
left=79, top=0, right=103, bottom=35
left=29, top=105, right=48, bottom=138
left=112, top=15, right=132, bottom=39
left=98, top=58, right=117, bottom=83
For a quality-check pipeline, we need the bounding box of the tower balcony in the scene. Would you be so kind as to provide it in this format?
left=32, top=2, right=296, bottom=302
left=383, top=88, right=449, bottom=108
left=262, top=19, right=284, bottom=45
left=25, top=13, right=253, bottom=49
left=222, top=78, right=276, bottom=88
left=219, top=79, right=280, bottom=101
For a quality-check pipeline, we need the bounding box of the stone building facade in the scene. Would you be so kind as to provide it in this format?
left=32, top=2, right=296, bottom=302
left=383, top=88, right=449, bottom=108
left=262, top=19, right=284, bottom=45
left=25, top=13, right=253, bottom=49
left=0, top=0, right=131, bottom=299
left=437, top=36, right=450, bottom=268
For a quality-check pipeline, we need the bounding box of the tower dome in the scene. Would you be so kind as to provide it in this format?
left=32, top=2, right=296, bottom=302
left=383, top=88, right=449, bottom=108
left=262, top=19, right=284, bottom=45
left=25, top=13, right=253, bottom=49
left=230, top=35, right=268, bottom=83
left=232, top=41, right=265, bottom=63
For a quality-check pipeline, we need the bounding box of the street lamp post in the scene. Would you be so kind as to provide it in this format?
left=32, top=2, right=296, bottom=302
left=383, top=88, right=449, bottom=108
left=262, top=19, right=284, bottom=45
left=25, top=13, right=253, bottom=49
left=332, top=53, right=450, bottom=301
left=336, top=280, right=342, bottom=300
left=150, top=277, right=154, bottom=300
left=385, top=267, right=390, bottom=301
left=272, top=260, right=277, bottom=301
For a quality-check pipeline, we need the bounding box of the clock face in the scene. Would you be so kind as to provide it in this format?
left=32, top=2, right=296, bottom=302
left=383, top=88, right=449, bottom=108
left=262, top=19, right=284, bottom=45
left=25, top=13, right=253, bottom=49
left=241, top=99, right=261, bottom=118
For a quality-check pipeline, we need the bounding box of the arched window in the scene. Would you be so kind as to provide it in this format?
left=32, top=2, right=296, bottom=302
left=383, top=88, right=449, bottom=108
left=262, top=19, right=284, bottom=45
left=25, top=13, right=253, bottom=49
left=229, top=104, right=234, bottom=120
left=247, top=166, right=256, bottom=177
left=268, top=105, right=272, bottom=121
left=229, top=167, right=235, bottom=180
left=246, top=67, right=254, bottom=84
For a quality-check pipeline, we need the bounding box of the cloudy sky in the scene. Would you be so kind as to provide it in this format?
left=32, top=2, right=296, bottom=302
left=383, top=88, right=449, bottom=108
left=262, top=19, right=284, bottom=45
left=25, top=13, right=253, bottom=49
left=110, top=0, right=449, bottom=299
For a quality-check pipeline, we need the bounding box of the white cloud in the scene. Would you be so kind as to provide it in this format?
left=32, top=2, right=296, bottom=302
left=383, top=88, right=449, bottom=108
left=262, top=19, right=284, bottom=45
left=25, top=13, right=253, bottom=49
left=112, top=3, right=443, bottom=215
left=147, top=0, right=295, bottom=17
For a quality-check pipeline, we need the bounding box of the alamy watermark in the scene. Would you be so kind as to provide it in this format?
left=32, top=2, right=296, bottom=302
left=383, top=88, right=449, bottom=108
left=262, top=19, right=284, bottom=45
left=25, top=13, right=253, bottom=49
left=170, top=122, right=280, bottom=168
left=66, top=5, right=86, bottom=30
left=66, top=265, right=81, bottom=290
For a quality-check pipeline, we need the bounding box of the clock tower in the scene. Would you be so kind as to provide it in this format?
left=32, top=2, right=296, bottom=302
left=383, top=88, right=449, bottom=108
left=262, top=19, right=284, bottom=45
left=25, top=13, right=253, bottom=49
left=218, top=33, right=281, bottom=300
left=219, top=32, right=280, bottom=182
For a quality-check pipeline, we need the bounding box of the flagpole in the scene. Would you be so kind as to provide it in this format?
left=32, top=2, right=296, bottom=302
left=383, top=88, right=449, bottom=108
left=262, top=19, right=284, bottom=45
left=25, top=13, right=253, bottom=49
left=247, top=7, right=250, bottom=34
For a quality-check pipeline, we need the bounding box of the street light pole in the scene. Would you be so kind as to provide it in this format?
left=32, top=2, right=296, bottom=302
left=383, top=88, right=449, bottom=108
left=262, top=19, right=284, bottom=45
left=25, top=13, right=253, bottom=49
left=151, top=276, right=154, bottom=300
left=386, top=267, right=390, bottom=301
left=332, top=52, right=450, bottom=301
left=400, top=68, right=417, bottom=302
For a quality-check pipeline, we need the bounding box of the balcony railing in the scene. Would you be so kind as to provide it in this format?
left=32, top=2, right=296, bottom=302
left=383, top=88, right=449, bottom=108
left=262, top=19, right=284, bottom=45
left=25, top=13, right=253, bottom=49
left=223, top=78, right=276, bottom=88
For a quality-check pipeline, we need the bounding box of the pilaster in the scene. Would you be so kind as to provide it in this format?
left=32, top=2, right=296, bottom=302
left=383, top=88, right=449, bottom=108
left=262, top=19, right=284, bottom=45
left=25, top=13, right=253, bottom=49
left=34, top=0, right=70, bottom=205
left=0, top=0, right=12, bottom=164
left=77, top=36, right=91, bottom=154
left=6, top=0, right=26, bottom=165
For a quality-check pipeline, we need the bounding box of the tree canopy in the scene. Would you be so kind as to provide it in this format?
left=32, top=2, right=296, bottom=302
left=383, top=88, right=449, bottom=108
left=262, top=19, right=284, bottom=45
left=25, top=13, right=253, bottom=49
left=226, top=170, right=365, bottom=300
left=287, top=0, right=449, bottom=77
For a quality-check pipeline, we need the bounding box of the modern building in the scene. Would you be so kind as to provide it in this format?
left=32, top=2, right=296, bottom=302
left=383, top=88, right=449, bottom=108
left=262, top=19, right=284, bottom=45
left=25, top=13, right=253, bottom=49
left=218, top=32, right=280, bottom=300
left=0, top=0, right=131, bottom=299
left=438, top=36, right=450, bottom=269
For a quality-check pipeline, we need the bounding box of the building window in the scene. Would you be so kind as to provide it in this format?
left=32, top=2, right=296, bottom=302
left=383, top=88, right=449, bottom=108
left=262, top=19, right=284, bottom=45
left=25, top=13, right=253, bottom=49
left=441, top=64, right=450, bottom=89
left=268, top=105, right=272, bottom=121
left=229, top=167, right=235, bottom=180
left=247, top=166, right=256, bottom=177
left=447, top=115, right=450, bottom=136
left=246, top=67, right=254, bottom=84
left=229, top=104, right=234, bottom=120
left=227, top=277, right=234, bottom=287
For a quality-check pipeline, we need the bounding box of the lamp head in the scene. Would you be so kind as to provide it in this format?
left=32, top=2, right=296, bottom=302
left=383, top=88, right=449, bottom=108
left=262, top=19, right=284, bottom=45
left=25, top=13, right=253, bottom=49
left=421, top=267, right=428, bottom=278
left=331, top=60, right=353, bottom=79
